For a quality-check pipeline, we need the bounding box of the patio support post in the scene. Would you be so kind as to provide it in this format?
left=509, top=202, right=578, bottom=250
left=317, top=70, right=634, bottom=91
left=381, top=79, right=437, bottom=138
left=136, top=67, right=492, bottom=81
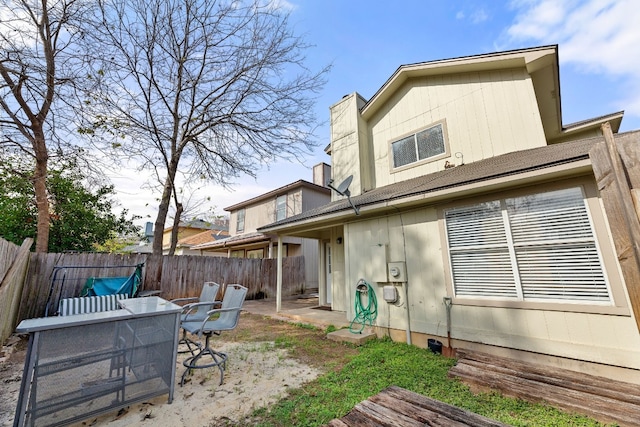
left=276, top=235, right=283, bottom=312
left=318, top=240, right=326, bottom=306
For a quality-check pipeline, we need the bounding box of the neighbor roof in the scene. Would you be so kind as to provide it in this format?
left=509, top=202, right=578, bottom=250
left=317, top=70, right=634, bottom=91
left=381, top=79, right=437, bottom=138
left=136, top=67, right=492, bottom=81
left=224, top=180, right=330, bottom=211
left=193, top=231, right=271, bottom=250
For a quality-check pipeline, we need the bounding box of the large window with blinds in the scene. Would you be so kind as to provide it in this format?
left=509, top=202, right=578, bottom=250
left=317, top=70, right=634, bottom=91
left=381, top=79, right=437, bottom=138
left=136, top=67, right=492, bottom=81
left=444, top=187, right=611, bottom=304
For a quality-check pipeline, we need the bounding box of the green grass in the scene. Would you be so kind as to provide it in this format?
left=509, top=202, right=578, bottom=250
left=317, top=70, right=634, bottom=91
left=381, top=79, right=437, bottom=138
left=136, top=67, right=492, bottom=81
left=245, top=337, right=615, bottom=427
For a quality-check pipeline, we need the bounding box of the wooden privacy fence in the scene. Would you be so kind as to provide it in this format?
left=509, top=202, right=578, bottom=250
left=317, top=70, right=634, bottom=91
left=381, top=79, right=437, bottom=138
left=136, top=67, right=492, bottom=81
left=0, top=237, right=33, bottom=344
left=590, top=123, right=640, bottom=333
left=17, top=252, right=306, bottom=322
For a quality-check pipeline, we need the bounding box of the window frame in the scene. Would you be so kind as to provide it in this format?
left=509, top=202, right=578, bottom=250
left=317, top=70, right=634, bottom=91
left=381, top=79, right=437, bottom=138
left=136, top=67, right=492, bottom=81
left=438, top=178, right=630, bottom=315
left=275, top=194, right=287, bottom=221
left=247, top=248, right=265, bottom=259
left=236, top=208, right=245, bottom=233
left=389, top=119, right=450, bottom=172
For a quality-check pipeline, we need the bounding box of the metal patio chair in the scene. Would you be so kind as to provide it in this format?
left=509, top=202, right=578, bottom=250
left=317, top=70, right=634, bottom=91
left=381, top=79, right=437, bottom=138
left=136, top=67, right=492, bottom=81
left=170, top=281, right=221, bottom=355
left=179, top=284, right=248, bottom=386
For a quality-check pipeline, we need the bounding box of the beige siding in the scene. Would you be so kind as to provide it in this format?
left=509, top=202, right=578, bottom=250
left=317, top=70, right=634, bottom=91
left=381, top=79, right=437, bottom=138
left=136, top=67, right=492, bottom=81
left=288, top=188, right=302, bottom=216
left=301, top=188, right=332, bottom=211
left=341, top=187, right=640, bottom=369
left=367, top=68, right=546, bottom=188
left=302, top=238, right=319, bottom=289
left=344, top=209, right=448, bottom=338
left=332, top=227, right=348, bottom=312
left=244, top=200, right=275, bottom=233
left=330, top=94, right=369, bottom=197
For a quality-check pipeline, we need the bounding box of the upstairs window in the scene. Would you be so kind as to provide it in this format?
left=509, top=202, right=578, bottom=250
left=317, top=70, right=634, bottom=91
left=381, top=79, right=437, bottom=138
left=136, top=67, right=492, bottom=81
left=276, top=195, right=287, bottom=221
left=236, top=209, right=245, bottom=233
left=391, top=122, right=447, bottom=169
left=444, top=187, right=610, bottom=304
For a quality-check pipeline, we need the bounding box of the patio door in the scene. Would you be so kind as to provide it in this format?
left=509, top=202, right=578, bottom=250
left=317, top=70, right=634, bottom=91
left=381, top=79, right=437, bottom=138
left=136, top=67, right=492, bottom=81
left=325, top=243, right=332, bottom=304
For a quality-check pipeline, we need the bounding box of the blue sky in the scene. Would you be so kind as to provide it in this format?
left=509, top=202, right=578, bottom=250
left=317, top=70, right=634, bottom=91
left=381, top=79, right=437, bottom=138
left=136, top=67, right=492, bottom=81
left=113, top=0, right=640, bottom=227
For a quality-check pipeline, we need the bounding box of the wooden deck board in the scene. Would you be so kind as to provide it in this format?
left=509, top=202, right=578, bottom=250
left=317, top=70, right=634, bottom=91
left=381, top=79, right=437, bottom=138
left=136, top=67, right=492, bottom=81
left=449, top=350, right=640, bottom=427
left=324, top=386, right=509, bottom=427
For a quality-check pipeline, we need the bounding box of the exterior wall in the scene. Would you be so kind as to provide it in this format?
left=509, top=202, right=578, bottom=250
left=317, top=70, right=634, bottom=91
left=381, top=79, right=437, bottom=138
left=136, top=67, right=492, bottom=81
left=302, top=238, right=319, bottom=289
left=301, top=187, right=332, bottom=212
left=368, top=68, right=547, bottom=188
left=331, top=226, right=348, bottom=312
left=229, top=186, right=329, bottom=235
left=331, top=69, right=548, bottom=197
left=341, top=176, right=640, bottom=371
left=226, top=185, right=329, bottom=289
left=330, top=94, right=370, bottom=198
left=313, top=163, right=332, bottom=187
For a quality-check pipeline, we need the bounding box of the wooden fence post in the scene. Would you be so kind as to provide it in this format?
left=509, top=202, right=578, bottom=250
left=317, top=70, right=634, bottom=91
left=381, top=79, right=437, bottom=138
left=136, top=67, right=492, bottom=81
left=590, top=123, right=640, bottom=333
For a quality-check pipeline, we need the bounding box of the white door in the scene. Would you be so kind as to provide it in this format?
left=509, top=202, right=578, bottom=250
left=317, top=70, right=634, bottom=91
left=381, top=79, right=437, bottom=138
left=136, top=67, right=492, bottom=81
left=325, top=243, right=332, bottom=304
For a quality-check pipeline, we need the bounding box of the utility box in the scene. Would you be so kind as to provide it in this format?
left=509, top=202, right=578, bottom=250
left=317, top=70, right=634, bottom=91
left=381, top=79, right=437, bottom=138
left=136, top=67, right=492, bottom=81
left=387, top=261, right=407, bottom=282
left=383, top=285, right=398, bottom=303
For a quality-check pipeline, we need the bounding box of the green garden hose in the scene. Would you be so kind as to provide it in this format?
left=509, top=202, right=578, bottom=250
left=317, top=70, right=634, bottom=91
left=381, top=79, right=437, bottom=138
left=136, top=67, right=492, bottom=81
left=349, top=279, right=378, bottom=334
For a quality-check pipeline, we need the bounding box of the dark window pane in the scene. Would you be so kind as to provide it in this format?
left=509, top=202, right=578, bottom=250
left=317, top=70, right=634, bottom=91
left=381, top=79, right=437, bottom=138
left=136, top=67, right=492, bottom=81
left=417, top=124, right=445, bottom=160
left=392, top=135, right=417, bottom=167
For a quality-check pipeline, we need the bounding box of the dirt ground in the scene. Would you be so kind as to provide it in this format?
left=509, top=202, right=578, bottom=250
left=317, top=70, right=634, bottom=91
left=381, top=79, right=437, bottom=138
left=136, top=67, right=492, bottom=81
left=0, top=312, right=359, bottom=427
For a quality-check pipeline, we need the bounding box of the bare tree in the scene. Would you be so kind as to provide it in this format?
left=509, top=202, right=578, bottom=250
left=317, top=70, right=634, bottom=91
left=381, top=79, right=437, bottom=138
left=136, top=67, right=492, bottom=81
left=0, top=0, right=92, bottom=252
left=81, top=0, right=329, bottom=255
left=166, top=181, right=218, bottom=255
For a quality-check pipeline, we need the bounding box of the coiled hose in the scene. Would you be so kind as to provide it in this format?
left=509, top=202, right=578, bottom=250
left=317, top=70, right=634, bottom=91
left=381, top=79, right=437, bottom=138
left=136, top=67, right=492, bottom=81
left=349, top=279, right=378, bottom=334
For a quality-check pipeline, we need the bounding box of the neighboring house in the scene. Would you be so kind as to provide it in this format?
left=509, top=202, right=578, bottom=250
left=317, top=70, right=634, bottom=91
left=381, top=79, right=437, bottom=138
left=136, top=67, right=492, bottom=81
left=193, top=163, right=331, bottom=290
left=259, top=45, right=640, bottom=383
left=162, top=218, right=229, bottom=255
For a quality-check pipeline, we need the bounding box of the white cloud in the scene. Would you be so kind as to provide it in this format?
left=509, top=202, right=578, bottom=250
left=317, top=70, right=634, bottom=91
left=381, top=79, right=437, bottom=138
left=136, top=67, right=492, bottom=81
left=471, top=9, right=489, bottom=24
left=456, top=7, right=489, bottom=24
left=504, top=0, right=640, bottom=118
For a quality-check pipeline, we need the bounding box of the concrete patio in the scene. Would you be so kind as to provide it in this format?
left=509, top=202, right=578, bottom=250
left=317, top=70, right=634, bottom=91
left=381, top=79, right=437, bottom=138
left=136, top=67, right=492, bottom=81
left=242, top=294, right=351, bottom=329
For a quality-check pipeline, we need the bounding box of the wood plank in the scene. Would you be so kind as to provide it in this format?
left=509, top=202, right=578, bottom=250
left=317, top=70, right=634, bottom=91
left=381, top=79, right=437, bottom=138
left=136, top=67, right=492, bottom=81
left=603, top=123, right=640, bottom=312
left=454, top=350, right=640, bottom=405
left=450, top=362, right=640, bottom=426
left=355, top=400, right=427, bottom=427
left=367, top=392, right=469, bottom=426
left=325, top=387, right=509, bottom=427
left=0, top=238, right=33, bottom=344
left=382, top=386, right=508, bottom=427
left=591, top=124, right=640, bottom=332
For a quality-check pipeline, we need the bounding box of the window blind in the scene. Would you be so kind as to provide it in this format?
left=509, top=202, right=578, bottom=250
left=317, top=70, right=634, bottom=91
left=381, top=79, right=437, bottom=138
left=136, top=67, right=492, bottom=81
left=445, top=187, right=610, bottom=303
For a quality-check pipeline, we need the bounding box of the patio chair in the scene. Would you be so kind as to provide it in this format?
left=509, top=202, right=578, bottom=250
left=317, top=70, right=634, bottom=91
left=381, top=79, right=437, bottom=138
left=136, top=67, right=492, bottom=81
left=170, top=281, right=221, bottom=355
left=179, top=284, right=248, bottom=386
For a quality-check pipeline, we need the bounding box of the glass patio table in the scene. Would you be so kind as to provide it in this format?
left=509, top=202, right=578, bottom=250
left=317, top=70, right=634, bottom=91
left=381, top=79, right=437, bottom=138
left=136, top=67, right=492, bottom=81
left=13, top=297, right=181, bottom=427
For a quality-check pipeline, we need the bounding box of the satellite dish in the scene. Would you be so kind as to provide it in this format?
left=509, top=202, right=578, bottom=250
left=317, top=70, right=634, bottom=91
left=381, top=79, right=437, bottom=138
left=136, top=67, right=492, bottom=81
left=335, top=175, right=353, bottom=196
left=328, top=174, right=359, bottom=215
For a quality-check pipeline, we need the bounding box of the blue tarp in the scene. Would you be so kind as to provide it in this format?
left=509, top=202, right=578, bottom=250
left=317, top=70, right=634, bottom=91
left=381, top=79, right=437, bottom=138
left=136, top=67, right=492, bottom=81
left=80, top=264, right=143, bottom=297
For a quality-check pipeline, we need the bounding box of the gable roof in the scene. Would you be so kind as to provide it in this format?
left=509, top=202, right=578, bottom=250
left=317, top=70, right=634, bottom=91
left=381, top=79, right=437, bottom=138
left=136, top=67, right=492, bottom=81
left=259, top=130, right=640, bottom=234
left=354, top=45, right=622, bottom=144
left=224, top=179, right=330, bottom=211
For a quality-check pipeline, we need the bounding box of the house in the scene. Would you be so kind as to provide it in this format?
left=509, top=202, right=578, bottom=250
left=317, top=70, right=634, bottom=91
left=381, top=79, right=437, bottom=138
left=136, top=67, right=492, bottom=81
left=162, top=218, right=229, bottom=255
left=259, top=45, right=640, bottom=384
left=193, top=163, right=331, bottom=291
